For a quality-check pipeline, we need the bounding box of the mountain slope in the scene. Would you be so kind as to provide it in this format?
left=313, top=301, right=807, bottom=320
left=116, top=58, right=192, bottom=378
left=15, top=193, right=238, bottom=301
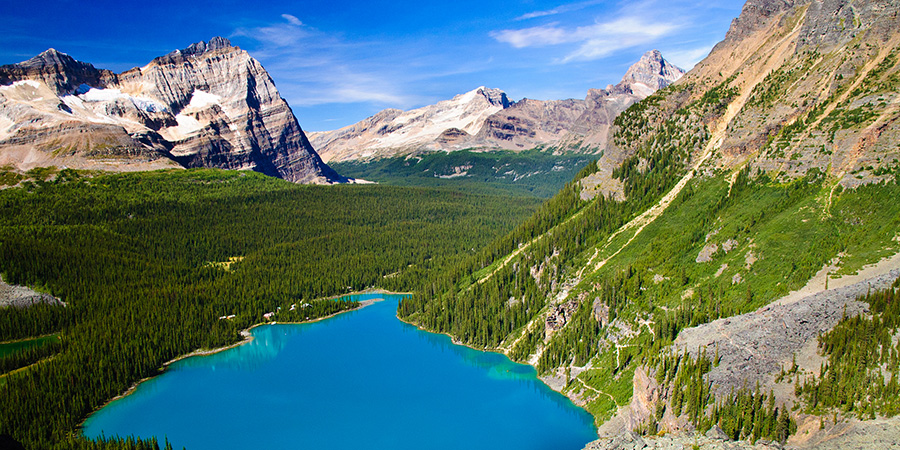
left=0, top=38, right=342, bottom=183
left=310, top=50, right=684, bottom=162
left=399, top=0, right=900, bottom=447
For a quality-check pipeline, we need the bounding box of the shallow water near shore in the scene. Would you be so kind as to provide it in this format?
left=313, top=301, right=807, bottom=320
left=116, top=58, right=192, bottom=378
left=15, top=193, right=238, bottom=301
left=83, top=293, right=597, bottom=449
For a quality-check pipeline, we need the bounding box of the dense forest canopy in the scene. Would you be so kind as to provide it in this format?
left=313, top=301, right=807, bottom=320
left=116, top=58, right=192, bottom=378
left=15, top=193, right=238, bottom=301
left=0, top=168, right=541, bottom=449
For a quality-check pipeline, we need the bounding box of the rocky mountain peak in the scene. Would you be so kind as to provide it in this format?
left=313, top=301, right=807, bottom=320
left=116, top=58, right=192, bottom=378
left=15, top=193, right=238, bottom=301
left=619, top=49, right=685, bottom=92
left=17, top=48, right=80, bottom=70
left=12, top=48, right=100, bottom=76
left=180, top=37, right=235, bottom=57
left=0, top=38, right=342, bottom=184
left=477, top=87, right=511, bottom=108
left=154, top=37, right=238, bottom=66
left=0, top=47, right=104, bottom=95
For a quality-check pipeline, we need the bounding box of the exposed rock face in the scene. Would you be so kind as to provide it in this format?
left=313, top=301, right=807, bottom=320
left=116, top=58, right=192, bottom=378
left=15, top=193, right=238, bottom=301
left=0, top=275, right=64, bottom=308
left=310, top=50, right=684, bottom=162
left=0, top=49, right=110, bottom=95
left=0, top=38, right=342, bottom=183
left=618, top=49, right=686, bottom=96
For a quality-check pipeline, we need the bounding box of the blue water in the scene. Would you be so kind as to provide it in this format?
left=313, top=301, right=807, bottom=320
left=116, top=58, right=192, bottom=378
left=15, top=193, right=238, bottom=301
left=83, top=293, right=597, bottom=449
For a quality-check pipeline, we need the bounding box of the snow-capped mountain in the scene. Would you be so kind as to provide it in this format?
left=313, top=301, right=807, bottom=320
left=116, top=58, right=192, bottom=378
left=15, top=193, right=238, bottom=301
left=310, top=50, right=684, bottom=162
left=308, top=87, right=510, bottom=162
left=0, top=37, right=342, bottom=183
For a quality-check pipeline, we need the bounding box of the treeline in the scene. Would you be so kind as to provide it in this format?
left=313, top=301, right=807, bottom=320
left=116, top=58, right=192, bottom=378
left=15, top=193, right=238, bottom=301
left=0, top=303, right=71, bottom=342
left=0, top=168, right=539, bottom=449
left=797, top=282, right=900, bottom=418
left=398, top=179, right=631, bottom=349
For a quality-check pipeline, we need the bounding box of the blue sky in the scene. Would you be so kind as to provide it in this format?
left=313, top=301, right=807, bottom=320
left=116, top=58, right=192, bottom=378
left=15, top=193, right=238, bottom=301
left=0, top=0, right=744, bottom=131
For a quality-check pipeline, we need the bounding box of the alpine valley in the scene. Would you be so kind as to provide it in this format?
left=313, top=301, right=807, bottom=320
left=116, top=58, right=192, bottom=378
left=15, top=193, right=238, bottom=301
left=2, top=0, right=900, bottom=449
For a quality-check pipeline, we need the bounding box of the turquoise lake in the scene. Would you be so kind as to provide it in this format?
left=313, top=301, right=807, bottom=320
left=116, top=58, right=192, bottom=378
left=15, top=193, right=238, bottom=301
left=83, top=293, right=597, bottom=449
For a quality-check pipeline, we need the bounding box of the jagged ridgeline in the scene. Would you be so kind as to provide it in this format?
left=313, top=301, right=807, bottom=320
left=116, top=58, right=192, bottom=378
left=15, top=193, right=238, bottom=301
left=399, top=0, right=900, bottom=439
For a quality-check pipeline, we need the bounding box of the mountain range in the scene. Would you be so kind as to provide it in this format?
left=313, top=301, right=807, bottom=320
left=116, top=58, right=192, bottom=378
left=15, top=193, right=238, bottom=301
left=1, top=42, right=684, bottom=185
left=0, top=37, right=342, bottom=184
left=309, top=49, right=685, bottom=162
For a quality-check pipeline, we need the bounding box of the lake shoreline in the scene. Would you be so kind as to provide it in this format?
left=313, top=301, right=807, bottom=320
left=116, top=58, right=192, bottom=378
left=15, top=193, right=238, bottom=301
left=79, top=289, right=404, bottom=432
left=395, top=310, right=599, bottom=435
left=84, top=291, right=597, bottom=449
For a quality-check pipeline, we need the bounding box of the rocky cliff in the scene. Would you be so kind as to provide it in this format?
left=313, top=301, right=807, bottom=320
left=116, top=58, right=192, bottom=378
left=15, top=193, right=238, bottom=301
left=0, top=37, right=342, bottom=183
left=310, top=50, right=684, bottom=162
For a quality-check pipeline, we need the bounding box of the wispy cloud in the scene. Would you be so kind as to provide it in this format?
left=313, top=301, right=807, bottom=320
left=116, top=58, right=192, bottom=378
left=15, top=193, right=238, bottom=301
left=281, top=14, right=303, bottom=26
left=232, top=15, right=429, bottom=109
left=516, top=0, right=606, bottom=20
left=491, top=23, right=572, bottom=48
left=492, top=16, right=680, bottom=62
left=232, top=14, right=311, bottom=48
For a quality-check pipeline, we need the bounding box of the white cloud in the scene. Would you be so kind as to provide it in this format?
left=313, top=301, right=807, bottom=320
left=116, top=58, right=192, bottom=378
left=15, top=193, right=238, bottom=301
left=281, top=14, right=303, bottom=26
left=280, top=66, right=421, bottom=108
left=516, top=0, right=606, bottom=21
left=491, top=23, right=572, bottom=48
left=492, top=16, right=681, bottom=62
left=233, top=15, right=310, bottom=48
left=563, top=18, right=679, bottom=62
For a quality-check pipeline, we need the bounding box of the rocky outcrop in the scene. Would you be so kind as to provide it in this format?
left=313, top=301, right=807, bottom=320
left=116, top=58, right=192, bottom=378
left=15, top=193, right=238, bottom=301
left=0, top=276, right=64, bottom=308
left=675, top=268, right=899, bottom=398
left=310, top=50, right=684, bottom=162
left=0, top=38, right=342, bottom=183
left=585, top=430, right=783, bottom=450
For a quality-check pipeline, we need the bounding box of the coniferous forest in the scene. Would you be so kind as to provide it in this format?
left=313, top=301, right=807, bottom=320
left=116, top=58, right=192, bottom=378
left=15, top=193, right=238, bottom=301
left=0, top=168, right=541, bottom=449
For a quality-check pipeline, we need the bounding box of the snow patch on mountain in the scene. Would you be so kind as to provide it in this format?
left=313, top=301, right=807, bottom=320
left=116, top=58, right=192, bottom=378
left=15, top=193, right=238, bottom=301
left=187, top=90, right=221, bottom=109
left=0, top=80, right=41, bottom=91
left=76, top=87, right=168, bottom=113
